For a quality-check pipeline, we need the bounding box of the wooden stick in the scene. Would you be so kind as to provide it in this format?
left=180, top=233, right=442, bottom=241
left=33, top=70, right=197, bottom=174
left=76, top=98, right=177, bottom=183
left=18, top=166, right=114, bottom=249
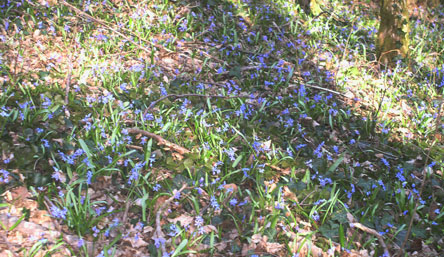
left=126, top=144, right=144, bottom=151
left=351, top=222, right=390, bottom=257
left=127, top=128, right=190, bottom=155
left=288, top=83, right=347, bottom=97
left=153, top=184, right=188, bottom=253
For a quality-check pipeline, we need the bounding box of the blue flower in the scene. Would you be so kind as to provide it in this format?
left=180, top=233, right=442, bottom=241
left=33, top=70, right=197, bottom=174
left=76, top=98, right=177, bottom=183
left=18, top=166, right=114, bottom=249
left=153, top=237, right=166, bottom=248
left=153, top=184, right=161, bottom=192
left=41, top=139, right=50, bottom=148
left=92, top=226, right=100, bottom=237
left=77, top=238, right=84, bottom=248
left=128, top=162, right=145, bottom=184
left=314, top=141, right=324, bottom=158
left=0, top=169, right=10, bottom=183
left=210, top=196, right=221, bottom=211
left=52, top=168, right=63, bottom=182
left=86, top=170, right=93, bottom=185
left=311, top=210, right=320, bottom=221
left=50, top=206, right=67, bottom=220
left=381, top=158, right=390, bottom=168
left=168, top=224, right=180, bottom=237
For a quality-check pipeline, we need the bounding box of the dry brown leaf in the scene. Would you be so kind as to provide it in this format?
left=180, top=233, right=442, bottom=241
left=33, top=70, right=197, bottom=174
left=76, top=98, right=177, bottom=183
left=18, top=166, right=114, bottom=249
left=265, top=163, right=291, bottom=175
left=202, top=225, right=218, bottom=234
left=168, top=214, right=194, bottom=228
left=283, top=186, right=298, bottom=203
left=122, top=236, right=149, bottom=248
left=223, top=183, right=238, bottom=194
left=265, top=242, right=284, bottom=254
left=251, top=234, right=262, bottom=244
left=172, top=152, right=184, bottom=161
left=143, top=226, right=154, bottom=234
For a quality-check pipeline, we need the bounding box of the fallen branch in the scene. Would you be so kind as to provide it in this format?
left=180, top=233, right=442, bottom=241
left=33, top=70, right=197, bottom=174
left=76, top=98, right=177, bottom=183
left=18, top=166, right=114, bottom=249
left=154, top=184, right=188, bottom=253
left=126, top=144, right=144, bottom=151
left=127, top=128, right=190, bottom=155
left=350, top=222, right=390, bottom=257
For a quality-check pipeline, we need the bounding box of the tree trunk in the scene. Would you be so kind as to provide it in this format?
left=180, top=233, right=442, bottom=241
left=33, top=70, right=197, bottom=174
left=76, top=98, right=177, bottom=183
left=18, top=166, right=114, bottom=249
left=298, top=0, right=322, bottom=15
left=377, top=0, right=410, bottom=67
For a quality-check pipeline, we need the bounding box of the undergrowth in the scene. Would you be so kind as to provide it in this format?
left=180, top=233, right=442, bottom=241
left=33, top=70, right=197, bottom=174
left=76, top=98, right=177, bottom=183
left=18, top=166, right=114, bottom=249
left=0, top=0, right=443, bottom=256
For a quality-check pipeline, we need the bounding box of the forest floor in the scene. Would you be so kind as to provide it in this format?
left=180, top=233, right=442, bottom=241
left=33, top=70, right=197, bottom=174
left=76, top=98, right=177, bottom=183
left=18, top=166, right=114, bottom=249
left=0, top=0, right=444, bottom=256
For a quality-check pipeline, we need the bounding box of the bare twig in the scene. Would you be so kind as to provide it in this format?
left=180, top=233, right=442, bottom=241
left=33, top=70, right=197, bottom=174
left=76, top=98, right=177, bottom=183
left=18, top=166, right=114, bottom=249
left=217, top=65, right=264, bottom=76
left=127, top=128, right=190, bottom=155
left=398, top=99, right=443, bottom=256
left=347, top=212, right=390, bottom=256
left=153, top=184, right=188, bottom=253
left=121, top=199, right=133, bottom=227
left=351, top=222, right=390, bottom=257
left=126, top=144, right=144, bottom=151
left=289, top=83, right=347, bottom=97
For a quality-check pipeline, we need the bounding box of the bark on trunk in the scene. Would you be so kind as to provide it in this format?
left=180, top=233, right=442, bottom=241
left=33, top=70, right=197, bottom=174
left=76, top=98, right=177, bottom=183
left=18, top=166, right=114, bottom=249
left=377, top=0, right=410, bottom=66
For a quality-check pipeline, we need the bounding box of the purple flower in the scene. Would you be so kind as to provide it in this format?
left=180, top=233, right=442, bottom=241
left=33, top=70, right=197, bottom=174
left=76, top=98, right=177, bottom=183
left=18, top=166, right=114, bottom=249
left=153, top=184, right=161, bottom=192
left=210, top=196, right=220, bottom=211
left=0, top=169, right=10, bottom=183
left=52, top=168, right=63, bottom=182
left=41, top=139, right=50, bottom=148
left=77, top=238, right=84, bottom=248
left=50, top=206, right=67, bottom=220
left=153, top=237, right=166, bottom=248
left=92, top=226, right=100, bottom=237
left=174, top=191, right=181, bottom=200
left=86, top=170, right=93, bottom=185
left=128, top=162, right=145, bottom=184
left=381, top=158, right=390, bottom=168
left=314, top=141, right=324, bottom=158
left=168, top=224, right=180, bottom=237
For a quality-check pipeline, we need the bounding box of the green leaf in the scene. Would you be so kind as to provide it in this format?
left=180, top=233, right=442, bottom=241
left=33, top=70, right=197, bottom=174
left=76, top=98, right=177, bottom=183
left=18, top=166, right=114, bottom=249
left=229, top=66, right=241, bottom=78
left=170, top=78, right=183, bottom=88
left=172, top=239, right=188, bottom=257
left=339, top=224, right=345, bottom=247
left=327, top=152, right=345, bottom=173
left=302, top=169, right=311, bottom=184
left=286, top=66, right=295, bottom=84
left=183, top=158, right=194, bottom=169
left=160, top=122, right=172, bottom=133
left=232, top=154, right=243, bottom=168
left=9, top=213, right=26, bottom=231
left=319, top=221, right=339, bottom=239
